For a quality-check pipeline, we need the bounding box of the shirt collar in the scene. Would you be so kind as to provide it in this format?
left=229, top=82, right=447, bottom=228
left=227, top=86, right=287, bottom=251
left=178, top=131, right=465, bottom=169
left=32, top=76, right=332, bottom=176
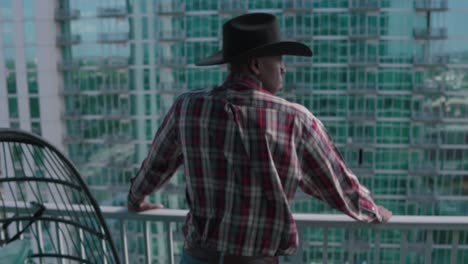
left=221, top=73, right=273, bottom=95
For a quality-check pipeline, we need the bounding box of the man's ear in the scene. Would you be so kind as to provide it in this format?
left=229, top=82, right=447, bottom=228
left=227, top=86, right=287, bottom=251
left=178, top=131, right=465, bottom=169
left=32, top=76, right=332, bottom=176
left=248, top=58, right=261, bottom=75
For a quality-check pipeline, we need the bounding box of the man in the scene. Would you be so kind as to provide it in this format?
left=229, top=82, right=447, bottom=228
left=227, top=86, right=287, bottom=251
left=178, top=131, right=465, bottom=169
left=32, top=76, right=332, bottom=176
left=128, top=13, right=392, bottom=264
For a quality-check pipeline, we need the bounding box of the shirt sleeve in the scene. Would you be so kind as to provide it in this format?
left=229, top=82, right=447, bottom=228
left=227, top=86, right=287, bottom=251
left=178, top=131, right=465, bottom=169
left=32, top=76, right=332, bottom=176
left=127, top=102, right=183, bottom=210
left=298, top=115, right=383, bottom=223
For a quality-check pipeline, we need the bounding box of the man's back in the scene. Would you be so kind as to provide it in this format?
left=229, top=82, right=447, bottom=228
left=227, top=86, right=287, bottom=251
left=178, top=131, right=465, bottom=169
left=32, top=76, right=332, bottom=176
left=178, top=74, right=306, bottom=256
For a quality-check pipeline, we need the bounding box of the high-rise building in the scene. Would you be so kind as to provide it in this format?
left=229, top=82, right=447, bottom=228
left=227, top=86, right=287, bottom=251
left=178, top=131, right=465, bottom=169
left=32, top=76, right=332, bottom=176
left=1, top=0, right=467, bottom=262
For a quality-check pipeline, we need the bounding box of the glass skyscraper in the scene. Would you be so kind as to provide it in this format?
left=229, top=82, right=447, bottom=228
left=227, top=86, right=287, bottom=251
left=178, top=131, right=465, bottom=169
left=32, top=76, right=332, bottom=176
left=1, top=0, right=467, bottom=263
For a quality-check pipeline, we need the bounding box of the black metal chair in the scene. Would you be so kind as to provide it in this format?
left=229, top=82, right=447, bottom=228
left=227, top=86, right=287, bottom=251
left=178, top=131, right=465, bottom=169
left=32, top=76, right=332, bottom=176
left=0, top=128, right=120, bottom=263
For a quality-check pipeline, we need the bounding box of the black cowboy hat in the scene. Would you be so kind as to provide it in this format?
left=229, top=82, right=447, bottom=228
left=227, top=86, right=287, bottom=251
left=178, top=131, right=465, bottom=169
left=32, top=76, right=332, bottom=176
left=195, top=13, right=313, bottom=66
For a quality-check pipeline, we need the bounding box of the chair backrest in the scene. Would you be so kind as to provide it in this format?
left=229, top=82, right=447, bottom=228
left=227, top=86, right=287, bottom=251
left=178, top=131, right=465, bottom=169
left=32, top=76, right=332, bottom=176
left=0, top=128, right=120, bottom=263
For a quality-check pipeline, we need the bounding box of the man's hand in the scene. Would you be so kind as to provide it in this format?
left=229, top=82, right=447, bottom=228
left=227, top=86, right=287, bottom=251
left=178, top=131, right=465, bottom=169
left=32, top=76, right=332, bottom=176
left=127, top=201, right=165, bottom=212
left=377, top=205, right=392, bottom=223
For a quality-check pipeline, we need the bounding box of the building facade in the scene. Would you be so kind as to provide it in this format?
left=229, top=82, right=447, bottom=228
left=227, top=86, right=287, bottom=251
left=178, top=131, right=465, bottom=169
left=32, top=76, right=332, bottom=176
left=1, top=0, right=467, bottom=263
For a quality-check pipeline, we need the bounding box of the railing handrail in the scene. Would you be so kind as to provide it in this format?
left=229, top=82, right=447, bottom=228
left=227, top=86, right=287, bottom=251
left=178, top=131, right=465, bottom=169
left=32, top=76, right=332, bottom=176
left=4, top=201, right=468, bottom=229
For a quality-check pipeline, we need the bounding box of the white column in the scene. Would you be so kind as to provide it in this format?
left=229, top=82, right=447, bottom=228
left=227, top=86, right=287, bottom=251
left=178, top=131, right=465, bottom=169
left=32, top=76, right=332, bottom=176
left=133, top=0, right=147, bottom=160
left=12, top=0, right=31, bottom=131
left=0, top=18, right=8, bottom=128
left=34, top=0, right=65, bottom=151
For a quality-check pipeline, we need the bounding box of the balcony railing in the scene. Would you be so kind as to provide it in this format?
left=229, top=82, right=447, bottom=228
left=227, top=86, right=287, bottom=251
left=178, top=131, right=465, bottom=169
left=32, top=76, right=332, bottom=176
left=346, top=136, right=376, bottom=147
left=156, top=2, right=185, bottom=14
left=410, top=136, right=441, bottom=148
left=102, top=108, right=131, bottom=119
left=413, top=28, right=448, bottom=39
left=99, top=83, right=130, bottom=94
left=349, top=55, right=379, bottom=67
left=408, top=163, right=439, bottom=176
left=413, top=55, right=447, bottom=67
left=159, top=57, right=186, bottom=67
left=98, top=57, right=129, bottom=69
left=158, top=82, right=188, bottom=92
left=158, top=30, right=186, bottom=41
left=413, top=82, right=446, bottom=94
left=284, top=28, right=313, bottom=40
left=3, top=202, right=468, bottom=264
left=284, top=56, right=312, bottom=66
left=284, top=0, right=314, bottom=11
left=54, top=9, right=80, bottom=20
left=414, top=0, right=448, bottom=11
left=347, top=110, right=377, bottom=121
left=56, top=34, right=81, bottom=46
left=97, top=7, right=127, bottom=18
left=347, top=83, right=378, bottom=94
left=57, top=60, right=81, bottom=71
left=411, top=111, right=444, bottom=122
left=98, top=33, right=129, bottom=43
left=348, top=164, right=375, bottom=176
left=349, top=0, right=381, bottom=11
left=219, top=1, right=248, bottom=12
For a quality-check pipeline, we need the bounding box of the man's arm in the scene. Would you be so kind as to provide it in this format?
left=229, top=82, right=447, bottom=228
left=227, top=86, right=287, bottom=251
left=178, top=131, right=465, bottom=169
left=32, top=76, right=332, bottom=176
left=127, top=102, right=183, bottom=212
left=298, top=116, right=392, bottom=223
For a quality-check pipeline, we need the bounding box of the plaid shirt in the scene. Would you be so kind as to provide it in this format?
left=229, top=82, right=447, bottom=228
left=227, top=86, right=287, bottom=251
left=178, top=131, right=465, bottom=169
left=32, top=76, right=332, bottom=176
left=128, top=74, right=383, bottom=257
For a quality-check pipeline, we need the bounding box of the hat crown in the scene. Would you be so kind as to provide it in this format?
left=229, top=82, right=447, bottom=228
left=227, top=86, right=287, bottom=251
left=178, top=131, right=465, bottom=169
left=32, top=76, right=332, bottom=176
left=222, top=13, right=280, bottom=59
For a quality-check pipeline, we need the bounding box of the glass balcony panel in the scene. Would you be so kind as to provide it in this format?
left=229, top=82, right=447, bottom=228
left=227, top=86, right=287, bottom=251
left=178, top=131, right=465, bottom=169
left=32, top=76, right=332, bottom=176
left=97, top=7, right=127, bottom=17
left=413, top=55, right=447, bottom=67
left=413, top=81, right=445, bottom=94
left=347, top=83, right=377, bottom=94
left=408, top=163, right=439, bottom=176
left=156, top=1, right=185, bottom=14
left=411, top=111, right=443, bottom=122
left=347, top=110, right=377, bottom=121
left=97, top=33, right=129, bottom=43
left=219, top=0, right=248, bottom=12
left=349, top=27, right=379, bottom=39
left=98, top=57, right=128, bottom=69
left=414, top=0, right=448, bottom=11
left=54, top=9, right=80, bottom=20
left=413, top=28, right=448, bottom=39
left=56, top=34, right=81, bottom=46
left=284, top=28, right=314, bottom=40
left=349, top=55, right=379, bottom=67
left=284, top=0, right=314, bottom=10
left=349, top=0, right=380, bottom=11
left=158, top=30, right=186, bottom=41
left=57, top=60, right=81, bottom=71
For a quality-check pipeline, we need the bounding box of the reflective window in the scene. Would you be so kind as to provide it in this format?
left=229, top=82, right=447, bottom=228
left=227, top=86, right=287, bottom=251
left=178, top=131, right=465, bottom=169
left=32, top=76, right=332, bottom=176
left=379, top=68, right=413, bottom=91
left=377, top=95, right=412, bottom=118
left=31, top=121, right=41, bottom=136
left=186, top=15, right=219, bottom=38
left=27, top=71, right=38, bottom=94
left=311, top=94, right=347, bottom=117
left=2, top=21, right=13, bottom=46
left=312, top=40, right=348, bottom=64
left=376, top=122, right=410, bottom=144
left=24, top=21, right=35, bottom=44
left=379, top=40, right=413, bottom=64
left=3, top=47, right=15, bottom=69
left=8, top=97, right=18, bottom=118
left=375, top=149, right=409, bottom=170
left=23, top=0, right=34, bottom=18
left=186, top=41, right=218, bottom=64
left=6, top=71, right=16, bottom=94
left=29, top=97, right=40, bottom=118
left=0, top=0, right=12, bottom=20
left=25, top=47, right=36, bottom=69
left=186, top=0, right=217, bottom=11
left=373, top=174, right=408, bottom=195
left=312, top=68, right=347, bottom=90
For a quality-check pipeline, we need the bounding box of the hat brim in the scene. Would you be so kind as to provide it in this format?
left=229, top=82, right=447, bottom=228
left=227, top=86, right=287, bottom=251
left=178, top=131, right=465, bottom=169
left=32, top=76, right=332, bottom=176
left=195, top=41, right=313, bottom=66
